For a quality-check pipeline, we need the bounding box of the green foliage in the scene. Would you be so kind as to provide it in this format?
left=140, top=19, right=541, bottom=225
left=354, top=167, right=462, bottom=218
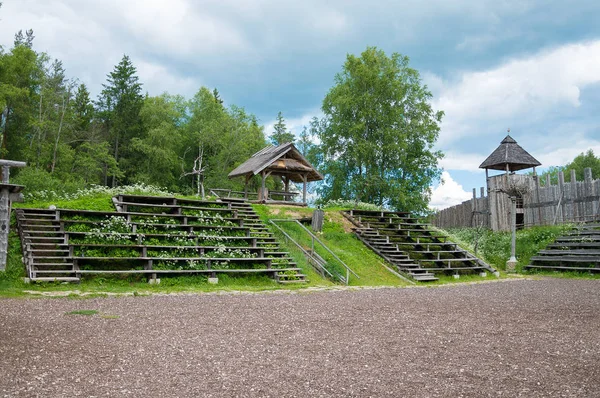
left=1, top=36, right=269, bottom=199
left=565, top=149, right=600, bottom=181
left=319, top=198, right=383, bottom=211
left=270, top=111, right=295, bottom=145
left=13, top=167, right=85, bottom=198
left=538, top=149, right=600, bottom=184
left=254, top=205, right=411, bottom=286
left=17, top=182, right=170, bottom=204
left=65, top=310, right=98, bottom=316
left=314, top=47, right=443, bottom=212
left=447, top=225, right=573, bottom=271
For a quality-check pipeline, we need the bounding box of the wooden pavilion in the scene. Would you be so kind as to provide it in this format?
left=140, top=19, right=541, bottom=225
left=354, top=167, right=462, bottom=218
left=228, top=143, right=323, bottom=205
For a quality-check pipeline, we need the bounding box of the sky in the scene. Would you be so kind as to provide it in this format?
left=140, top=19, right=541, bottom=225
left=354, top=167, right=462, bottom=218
left=1, top=0, right=600, bottom=209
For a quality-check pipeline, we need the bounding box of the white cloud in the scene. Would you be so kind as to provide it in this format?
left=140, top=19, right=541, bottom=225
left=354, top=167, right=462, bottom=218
left=538, top=138, right=600, bottom=168
left=136, top=61, right=200, bottom=97
left=439, top=152, right=486, bottom=172
left=429, top=171, right=473, bottom=210
left=433, top=40, right=600, bottom=146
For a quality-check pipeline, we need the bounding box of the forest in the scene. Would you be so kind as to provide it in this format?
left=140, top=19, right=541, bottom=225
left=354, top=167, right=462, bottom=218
left=1, top=19, right=443, bottom=212
left=0, top=32, right=273, bottom=196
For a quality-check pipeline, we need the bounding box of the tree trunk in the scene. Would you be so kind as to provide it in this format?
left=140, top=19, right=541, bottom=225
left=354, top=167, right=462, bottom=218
left=112, top=130, right=119, bottom=187
left=0, top=107, right=9, bottom=157
left=51, top=89, right=70, bottom=173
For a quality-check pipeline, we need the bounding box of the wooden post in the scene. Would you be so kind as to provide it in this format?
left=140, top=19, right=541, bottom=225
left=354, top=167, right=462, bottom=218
left=471, top=188, right=477, bottom=227
left=302, top=173, right=308, bottom=204
left=480, top=186, right=487, bottom=228
left=244, top=174, right=250, bottom=199
left=571, top=170, right=578, bottom=222
left=506, top=196, right=517, bottom=272
left=284, top=175, right=289, bottom=201
left=0, top=160, right=26, bottom=271
left=558, top=171, right=565, bottom=223
left=260, top=170, right=266, bottom=202
left=532, top=167, right=541, bottom=226
left=584, top=167, right=593, bottom=222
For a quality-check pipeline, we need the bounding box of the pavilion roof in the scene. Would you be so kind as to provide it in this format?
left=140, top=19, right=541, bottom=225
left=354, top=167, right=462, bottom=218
left=479, top=135, right=541, bottom=172
left=228, top=143, right=324, bottom=183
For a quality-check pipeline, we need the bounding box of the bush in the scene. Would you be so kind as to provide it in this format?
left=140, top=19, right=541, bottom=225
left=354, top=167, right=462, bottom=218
left=447, top=224, right=573, bottom=271
left=13, top=168, right=85, bottom=200
left=320, top=199, right=384, bottom=211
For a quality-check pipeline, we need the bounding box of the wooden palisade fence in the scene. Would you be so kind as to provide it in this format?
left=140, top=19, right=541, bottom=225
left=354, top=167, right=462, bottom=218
left=433, top=167, right=600, bottom=231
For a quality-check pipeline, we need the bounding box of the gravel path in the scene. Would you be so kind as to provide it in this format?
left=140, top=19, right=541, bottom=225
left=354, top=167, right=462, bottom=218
left=1, top=278, right=599, bottom=397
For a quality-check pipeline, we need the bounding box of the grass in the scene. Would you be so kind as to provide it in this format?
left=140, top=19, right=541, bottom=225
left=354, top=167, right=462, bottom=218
left=5, top=189, right=593, bottom=299
left=254, top=205, right=411, bottom=287
left=66, top=309, right=98, bottom=316
left=14, top=193, right=115, bottom=212
left=445, top=224, right=576, bottom=272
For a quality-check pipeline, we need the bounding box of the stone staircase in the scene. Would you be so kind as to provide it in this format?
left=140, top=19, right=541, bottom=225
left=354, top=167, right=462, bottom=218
left=525, top=223, right=600, bottom=273
left=343, top=209, right=496, bottom=281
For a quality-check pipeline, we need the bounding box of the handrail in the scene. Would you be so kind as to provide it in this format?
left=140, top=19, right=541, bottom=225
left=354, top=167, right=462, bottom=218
left=269, top=219, right=358, bottom=285
left=269, top=220, right=336, bottom=281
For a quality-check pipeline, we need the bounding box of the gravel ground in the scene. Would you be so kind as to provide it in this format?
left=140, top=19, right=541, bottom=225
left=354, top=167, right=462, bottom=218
left=1, top=278, right=599, bottom=397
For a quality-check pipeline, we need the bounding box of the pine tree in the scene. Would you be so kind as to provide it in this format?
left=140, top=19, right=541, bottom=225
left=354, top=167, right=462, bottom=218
left=13, top=29, right=34, bottom=48
left=270, top=111, right=295, bottom=145
left=212, top=88, right=223, bottom=105
left=96, top=55, right=143, bottom=186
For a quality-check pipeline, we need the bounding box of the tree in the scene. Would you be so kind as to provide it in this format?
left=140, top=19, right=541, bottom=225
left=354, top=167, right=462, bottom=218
left=270, top=111, right=294, bottom=145
left=96, top=55, right=143, bottom=186
left=538, top=149, right=600, bottom=184
left=183, top=88, right=267, bottom=195
left=14, top=29, right=34, bottom=48
left=0, top=41, right=42, bottom=159
left=566, top=149, right=600, bottom=181
left=129, top=94, right=184, bottom=190
left=315, top=47, right=443, bottom=212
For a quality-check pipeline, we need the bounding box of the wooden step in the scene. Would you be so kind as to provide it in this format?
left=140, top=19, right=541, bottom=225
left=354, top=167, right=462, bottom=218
left=525, top=265, right=600, bottom=272
left=30, top=277, right=80, bottom=282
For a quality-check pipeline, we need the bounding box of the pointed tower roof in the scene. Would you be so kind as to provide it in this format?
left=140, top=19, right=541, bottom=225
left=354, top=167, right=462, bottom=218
left=479, top=134, right=541, bottom=172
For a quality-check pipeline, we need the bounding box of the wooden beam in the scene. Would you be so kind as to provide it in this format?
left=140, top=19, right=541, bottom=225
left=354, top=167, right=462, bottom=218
left=261, top=171, right=266, bottom=202
left=244, top=174, right=250, bottom=199
left=302, top=173, right=308, bottom=204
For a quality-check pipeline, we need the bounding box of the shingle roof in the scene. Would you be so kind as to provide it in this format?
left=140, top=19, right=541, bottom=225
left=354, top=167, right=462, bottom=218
left=479, top=135, right=541, bottom=171
left=228, top=143, right=323, bottom=182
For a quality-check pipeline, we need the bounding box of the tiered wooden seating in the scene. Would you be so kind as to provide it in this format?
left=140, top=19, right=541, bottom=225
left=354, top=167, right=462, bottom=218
left=218, top=197, right=307, bottom=283
left=343, top=209, right=496, bottom=281
left=525, top=223, right=600, bottom=273
left=14, top=195, right=306, bottom=284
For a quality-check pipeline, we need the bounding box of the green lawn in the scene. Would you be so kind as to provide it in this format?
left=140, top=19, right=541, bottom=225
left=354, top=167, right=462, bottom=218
left=10, top=191, right=582, bottom=298
left=253, top=205, right=411, bottom=287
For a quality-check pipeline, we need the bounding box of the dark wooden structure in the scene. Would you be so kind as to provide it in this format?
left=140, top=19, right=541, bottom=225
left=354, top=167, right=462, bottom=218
left=432, top=135, right=580, bottom=232
left=479, top=134, right=541, bottom=231
left=525, top=222, right=600, bottom=273
left=228, top=143, right=323, bottom=205
left=479, top=135, right=541, bottom=175
left=15, top=194, right=307, bottom=284
left=343, top=209, right=497, bottom=281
